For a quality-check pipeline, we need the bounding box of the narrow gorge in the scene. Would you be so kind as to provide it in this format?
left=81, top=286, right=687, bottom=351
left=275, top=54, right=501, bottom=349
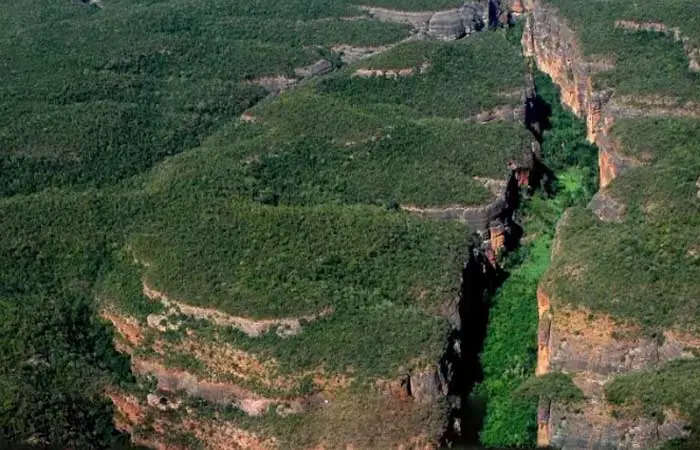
left=7, top=0, right=695, bottom=448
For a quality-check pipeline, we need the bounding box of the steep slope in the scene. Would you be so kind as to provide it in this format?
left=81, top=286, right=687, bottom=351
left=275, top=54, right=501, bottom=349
left=101, top=23, right=536, bottom=448
left=0, top=1, right=543, bottom=448
left=518, top=0, right=700, bottom=447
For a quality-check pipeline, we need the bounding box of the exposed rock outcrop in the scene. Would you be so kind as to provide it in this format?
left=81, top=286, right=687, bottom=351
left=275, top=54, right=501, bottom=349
left=294, top=59, right=333, bottom=78
left=246, top=76, right=297, bottom=95
left=428, top=4, right=486, bottom=41
left=359, top=2, right=493, bottom=41
left=588, top=190, right=626, bottom=222
left=131, top=358, right=306, bottom=416
left=109, top=389, right=279, bottom=450
left=468, top=104, right=525, bottom=123
left=522, top=1, right=700, bottom=188
left=142, top=282, right=332, bottom=337
left=358, top=6, right=435, bottom=31
left=535, top=287, right=695, bottom=448
left=352, top=61, right=431, bottom=78
left=523, top=1, right=700, bottom=447
left=331, top=44, right=389, bottom=64
left=402, top=199, right=509, bottom=231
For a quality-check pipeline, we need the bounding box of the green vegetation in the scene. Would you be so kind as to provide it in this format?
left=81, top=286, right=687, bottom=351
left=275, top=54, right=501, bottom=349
left=0, top=0, right=534, bottom=446
left=535, top=4, right=700, bottom=444
left=0, top=192, right=138, bottom=448
left=318, top=29, right=527, bottom=119
left=0, top=0, right=418, bottom=196
left=549, top=0, right=700, bottom=99
left=606, top=359, right=700, bottom=449
left=610, top=117, right=700, bottom=162
left=125, top=199, right=465, bottom=376
left=148, top=116, right=530, bottom=207
left=360, top=0, right=462, bottom=9
left=546, top=125, right=700, bottom=332
left=477, top=70, right=597, bottom=447
left=516, top=372, right=584, bottom=404
left=147, top=31, right=532, bottom=208
left=175, top=383, right=446, bottom=450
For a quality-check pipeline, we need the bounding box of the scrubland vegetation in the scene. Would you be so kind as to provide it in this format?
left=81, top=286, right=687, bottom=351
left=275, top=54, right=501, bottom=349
left=319, top=30, right=526, bottom=118
left=546, top=118, right=700, bottom=332
left=549, top=0, right=700, bottom=99
left=0, top=192, right=138, bottom=448
left=0, top=0, right=421, bottom=196
left=0, top=0, right=537, bottom=445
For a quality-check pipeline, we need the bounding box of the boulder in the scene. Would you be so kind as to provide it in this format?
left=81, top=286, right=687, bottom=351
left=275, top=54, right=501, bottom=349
left=589, top=191, right=626, bottom=222
left=428, top=4, right=486, bottom=41
left=294, top=59, right=333, bottom=78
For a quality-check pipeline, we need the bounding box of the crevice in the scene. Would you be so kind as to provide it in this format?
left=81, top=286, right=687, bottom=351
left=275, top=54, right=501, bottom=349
left=439, top=25, right=563, bottom=448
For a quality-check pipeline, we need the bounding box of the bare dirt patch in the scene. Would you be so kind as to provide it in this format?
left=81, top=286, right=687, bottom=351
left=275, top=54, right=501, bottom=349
left=100, top=309, right=144, bottom=352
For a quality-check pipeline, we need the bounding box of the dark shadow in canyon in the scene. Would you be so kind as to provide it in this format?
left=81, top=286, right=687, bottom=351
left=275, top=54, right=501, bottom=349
left=440, top=65, right=558, bottom=449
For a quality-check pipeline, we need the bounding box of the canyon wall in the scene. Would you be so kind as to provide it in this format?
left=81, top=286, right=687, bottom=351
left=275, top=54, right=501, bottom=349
left=520, top=0, right=696, bottom=447
left=519, top=0, right=632, bottom=189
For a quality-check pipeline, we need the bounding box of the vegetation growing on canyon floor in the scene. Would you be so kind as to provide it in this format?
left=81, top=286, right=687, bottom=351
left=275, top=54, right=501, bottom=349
left=477, top=70, right=597, bottom=447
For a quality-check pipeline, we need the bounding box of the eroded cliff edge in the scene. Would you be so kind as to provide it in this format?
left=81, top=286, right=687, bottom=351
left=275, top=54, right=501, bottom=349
left=520, top=0, right=699, bottom=447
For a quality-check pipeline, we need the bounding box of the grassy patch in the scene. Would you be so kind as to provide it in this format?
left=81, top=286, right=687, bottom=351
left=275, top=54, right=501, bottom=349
left=516, top=372, right=584, bottom=404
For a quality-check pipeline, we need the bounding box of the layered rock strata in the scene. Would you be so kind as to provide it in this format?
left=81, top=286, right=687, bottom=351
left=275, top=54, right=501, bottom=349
left=521, top=0, right=700, bottom=447
left=536, top=287, right=694, bottom=448
left=359, top=1, right=495, bottom=40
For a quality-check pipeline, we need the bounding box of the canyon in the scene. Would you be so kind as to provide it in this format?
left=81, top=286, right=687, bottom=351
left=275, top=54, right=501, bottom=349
left=2, top=0, right=697, bottom=448
left=107, top=1, right=700, bottom=447
left=521, top=0, right=700, bottom=448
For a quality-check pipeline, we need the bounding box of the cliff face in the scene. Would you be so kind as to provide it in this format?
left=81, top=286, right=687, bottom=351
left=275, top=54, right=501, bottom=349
left=522, top=1, right=698, bottom=447
left=103, top=294, right=445, bottom=449
left=520, top=0, right=631, bottom=189
left=536, top=287, right=695, bottom=448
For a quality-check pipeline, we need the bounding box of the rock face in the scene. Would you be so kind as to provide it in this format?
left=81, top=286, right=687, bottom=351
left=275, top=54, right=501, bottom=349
left=409, top=369, right=445, bottom=404
left=536, top=287, right=694, bottom=449
left=588, top=190, right=626, bottom=222
left=428, top=4, right=486, bottom=41
left=360, top=2, right=495, bottom=41
left=523, top=1, right=698, bottom=447
left=521, top=0, right=632, bottom=188
left=294, top=59, right=333, bottom=78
